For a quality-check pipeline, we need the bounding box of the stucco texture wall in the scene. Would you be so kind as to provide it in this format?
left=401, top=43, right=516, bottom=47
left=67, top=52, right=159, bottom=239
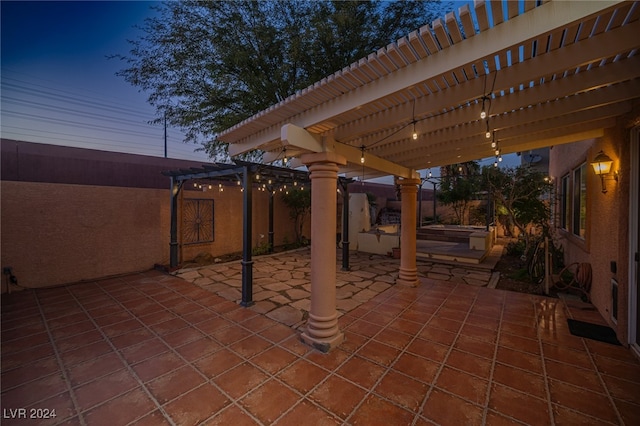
left=179, top=186, right=309, bottom=262
left=1, top=181, right=170, bottom=288
left=549, top=127, right=628, bottom=340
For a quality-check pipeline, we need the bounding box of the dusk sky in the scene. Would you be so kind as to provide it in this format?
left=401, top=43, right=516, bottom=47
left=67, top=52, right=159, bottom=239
left=1, top=0, right=517, bottom=172
left=1, top=0, right=210, bottom=161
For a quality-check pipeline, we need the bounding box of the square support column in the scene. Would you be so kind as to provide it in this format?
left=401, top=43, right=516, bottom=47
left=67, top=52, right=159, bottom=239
left=396, top=177, right=421, bottom=287
left=300, top=152, right=347, bottom=352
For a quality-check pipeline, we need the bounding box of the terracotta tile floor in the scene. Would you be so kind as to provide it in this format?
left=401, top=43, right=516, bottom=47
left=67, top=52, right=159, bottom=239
left=2, top=268, right=640, bottom=425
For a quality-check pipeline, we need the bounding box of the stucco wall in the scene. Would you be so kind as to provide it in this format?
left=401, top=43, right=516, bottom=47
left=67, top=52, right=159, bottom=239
left=1, top=181, right=170, bottom=288
left=0, top=180, right=309, bottom=290
left=549, top=128, right=628, bottom=340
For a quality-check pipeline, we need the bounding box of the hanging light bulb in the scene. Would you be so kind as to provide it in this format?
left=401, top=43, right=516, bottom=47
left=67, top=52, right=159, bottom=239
left=193, top=183, right=197, bottom=188
left=237, top=180, right=241, bottom=186
left=293, top=181, right=298, bottom=186
left=412, top=122, right=418, bottom=140
left=360, top=147, right=365, bottom=164
left=491, top=141, right=497, bottom=149
left=208, top=184, right=212, bottom=190
left=268, top=179, right=272, bottom=185
left=485, top=121, right=491, bottom=139
left=480, top=97, right=487, bottom=119
left=498, top=155, right=503, bottom=162
left=458, top=165, right=463, bottom=173
left=255, top=173, right=260, bottom=181
left=494, top=159, right=498, bottom=168
left=428, top=169, right=432, bottom=178
left=495, top=149, right=500, bottom=156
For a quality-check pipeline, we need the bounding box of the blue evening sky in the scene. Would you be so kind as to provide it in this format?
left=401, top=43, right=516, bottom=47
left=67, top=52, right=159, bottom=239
left=1, top=0, right=209, bottom=160
left=1, top=0, right=517, bottom=171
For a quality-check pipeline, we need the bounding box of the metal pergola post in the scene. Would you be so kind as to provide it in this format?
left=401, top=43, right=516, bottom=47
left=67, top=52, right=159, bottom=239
left=169, top=177, right=182, bottom=268
left=241, top=166, right=254, bottom=307
left=268, top=190, right=274, bottom=253
left=339, top=178, right=351, bottom=271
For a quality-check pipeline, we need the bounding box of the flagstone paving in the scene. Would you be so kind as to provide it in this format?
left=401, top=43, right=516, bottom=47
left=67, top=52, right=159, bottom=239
left=175, top=248, right=499, bottom=329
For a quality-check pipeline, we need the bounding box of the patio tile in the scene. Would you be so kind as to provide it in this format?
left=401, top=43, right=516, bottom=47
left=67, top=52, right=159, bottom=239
left=277, top=359, right=327, bottom=393
left=163, top=383, right=230, bottom=426
left=67, top=352, right=125, bottom=386
left=309, top=375, right=367, bottom=418
left=74, top=369, right=139, bottom=412
left=422, top=388, right=484, bottom=425
left=214, top=362, right=270, bottom=399
left=146, top=365, right=206, bottom=404
left=392, top=352, right=440, bottom=384
left=375, top=370, right=429, bottom=411
left=276, top=400, right=342, bottom=425
left=174, top=336, right=222, bottom=362
left=1, top=356, right=60, bottom=390
left=488, top=383, right=550, bottom=425
left=2, top=250, right=639, bottom=425
left=548, top=379, right=619, bottom=423
left=239, top=379, right=298, bottom=424
left=250, top=345, right=298, bottom=374
left=194, top=348, right=243, bottom=379
left=120, top=338, right=170, bottom=365
left=435, top=367, right=488, bottom=405
left=131, top=351, right=186, bottom=383
left=357, top=339, right=401, bottom=367
left=83, top=388, right=156, bottom=426
left=229, top=335, right=272, bottom=358
left=336, top=355, right=387, bottom=389
left=491, top=363, right=547, bottom=399
left=348, top=394, right=415, bottom=425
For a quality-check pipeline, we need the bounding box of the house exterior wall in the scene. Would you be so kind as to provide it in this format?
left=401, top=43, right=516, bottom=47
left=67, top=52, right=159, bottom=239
left=549, top=114, right=636, bottom=344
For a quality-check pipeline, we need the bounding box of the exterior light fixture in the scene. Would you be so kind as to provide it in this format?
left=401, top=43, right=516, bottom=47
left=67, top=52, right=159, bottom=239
left=590, top=150, right=618, bottom=193
left=480, top=96, right=488, bottom=119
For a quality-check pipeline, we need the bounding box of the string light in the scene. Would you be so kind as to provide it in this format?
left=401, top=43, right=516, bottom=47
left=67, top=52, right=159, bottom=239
left=485, top=121, right=491, bottom=139
left=208, top=184, right=212, bottom=190
left=412, top=121, right=418, bottom=140
left=428, top=169, right=432, bottom=178
left=282, top=147, right=288, bottom=164
left=360, top=146, right=365, bottom=164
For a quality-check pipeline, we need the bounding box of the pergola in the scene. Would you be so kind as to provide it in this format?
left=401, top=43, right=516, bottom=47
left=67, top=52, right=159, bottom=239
left=162, top=161, right=353, bottom=307
left=216, top=0, right=640, bottom=351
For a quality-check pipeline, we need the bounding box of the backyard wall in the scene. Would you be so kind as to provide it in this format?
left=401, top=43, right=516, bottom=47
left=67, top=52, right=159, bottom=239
left=1, top=139, right=308, bottom=290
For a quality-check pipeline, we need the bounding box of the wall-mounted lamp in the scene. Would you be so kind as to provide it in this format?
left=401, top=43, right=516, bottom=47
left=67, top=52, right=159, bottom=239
left=590, top=150, right=618, bottom=193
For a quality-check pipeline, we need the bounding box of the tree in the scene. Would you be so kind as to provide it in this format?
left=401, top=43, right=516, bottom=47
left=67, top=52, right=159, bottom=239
left=437, top=161, right=482, bottom=224
left=112, top=0, right=449, bottom=160
left=482, top=165, right=553, bottom=242
left=281, top=189, right=311, bottom=245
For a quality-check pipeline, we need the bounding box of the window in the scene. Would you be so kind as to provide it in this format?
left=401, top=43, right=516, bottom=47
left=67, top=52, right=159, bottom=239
left=183, top=199, right=214, bottom=244
left=572, top=163, right=587, bottom=238
left=560, top=174, right=570, bottom=231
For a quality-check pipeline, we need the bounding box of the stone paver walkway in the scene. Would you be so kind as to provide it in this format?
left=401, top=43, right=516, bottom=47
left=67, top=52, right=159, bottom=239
left=175, top=248, right=498, bottom=329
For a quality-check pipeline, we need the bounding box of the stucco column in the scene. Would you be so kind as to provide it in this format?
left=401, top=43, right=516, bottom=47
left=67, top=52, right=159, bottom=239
left=396, top=177, right=421, bottom=287
left=300, top=151, right=347, bottom=352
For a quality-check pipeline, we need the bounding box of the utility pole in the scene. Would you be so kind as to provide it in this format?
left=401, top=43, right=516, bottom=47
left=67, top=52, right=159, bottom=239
left=164, top=112, right=168, bottom=158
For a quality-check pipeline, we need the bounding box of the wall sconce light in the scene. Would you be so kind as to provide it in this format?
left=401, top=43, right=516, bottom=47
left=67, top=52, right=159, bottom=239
left=590, top=150, right=618, bottom=193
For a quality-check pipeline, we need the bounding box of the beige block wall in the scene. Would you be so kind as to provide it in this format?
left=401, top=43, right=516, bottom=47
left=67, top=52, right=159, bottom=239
left=1, top=181, right=308, bottom=290
left=179, top=186, right=308, bottom=261
left=1, top=181, right=170, bottom=288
